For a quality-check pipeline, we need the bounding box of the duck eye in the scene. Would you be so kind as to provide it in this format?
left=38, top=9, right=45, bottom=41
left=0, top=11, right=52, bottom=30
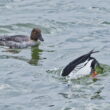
left=33, top=32, right=37, bottom=35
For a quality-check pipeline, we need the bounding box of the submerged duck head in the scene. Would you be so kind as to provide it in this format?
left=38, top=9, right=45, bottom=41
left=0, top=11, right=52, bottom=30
left=30, top=28, right=44, bottom=42
left=87, top=58, right=98, bottom=77
left=90, top=57, right=103, bottom=77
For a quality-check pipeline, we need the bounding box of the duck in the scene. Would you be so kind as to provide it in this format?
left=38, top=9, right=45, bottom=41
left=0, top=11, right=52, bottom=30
left=0, top=28, right=44, bottom=48
left=61, top=50, right=103, bottom=79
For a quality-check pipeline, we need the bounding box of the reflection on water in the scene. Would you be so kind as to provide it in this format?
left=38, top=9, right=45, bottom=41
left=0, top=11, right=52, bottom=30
left=28, top=46, right=43, bottom=65
left=0, top=45, right=43, bottom=66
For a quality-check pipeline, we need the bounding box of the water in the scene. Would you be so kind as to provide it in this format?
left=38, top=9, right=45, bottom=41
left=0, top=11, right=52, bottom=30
left=0, top=0, right=110, bottom=109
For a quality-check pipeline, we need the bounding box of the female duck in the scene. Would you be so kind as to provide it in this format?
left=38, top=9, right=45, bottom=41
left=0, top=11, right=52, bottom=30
left=0, top=28, right=44, bottom=48
left=61, top=50, right=103, bottom=79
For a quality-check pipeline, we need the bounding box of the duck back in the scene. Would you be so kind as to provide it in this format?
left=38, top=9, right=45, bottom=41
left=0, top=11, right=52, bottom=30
left=0, top=35, right=29, bottom=42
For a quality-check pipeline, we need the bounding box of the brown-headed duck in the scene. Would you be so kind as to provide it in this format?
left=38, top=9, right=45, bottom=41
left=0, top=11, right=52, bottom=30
left=0, top=28, right=44, bottom=48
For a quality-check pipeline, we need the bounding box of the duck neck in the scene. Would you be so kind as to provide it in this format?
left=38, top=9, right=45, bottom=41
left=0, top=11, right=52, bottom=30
left=85, top=60, right=93, bottom=68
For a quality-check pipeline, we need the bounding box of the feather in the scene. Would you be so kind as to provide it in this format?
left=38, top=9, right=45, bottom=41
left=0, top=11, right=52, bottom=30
left=61, top=50, right=99, bottom=76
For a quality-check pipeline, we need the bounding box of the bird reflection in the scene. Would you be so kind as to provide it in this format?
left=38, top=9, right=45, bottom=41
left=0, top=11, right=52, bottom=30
left=28, top=46, right=43, bottom=65
left=0, top=45, right=43, bottom=66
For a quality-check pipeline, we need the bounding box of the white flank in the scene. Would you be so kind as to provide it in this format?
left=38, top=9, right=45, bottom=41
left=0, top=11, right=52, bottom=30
left=69, top=59, right=93, bottom=79
left=5, top=40, right=39, bottom=48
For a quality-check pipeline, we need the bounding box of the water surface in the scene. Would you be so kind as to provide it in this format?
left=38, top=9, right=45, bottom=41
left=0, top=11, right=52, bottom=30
left=0, top=0, right=110, bottom=110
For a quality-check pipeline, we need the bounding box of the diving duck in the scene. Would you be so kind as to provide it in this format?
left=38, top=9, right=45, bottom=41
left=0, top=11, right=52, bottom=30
left=0, top=28, right=44, bottom=48
left=61, top=50, right=103, bottom=79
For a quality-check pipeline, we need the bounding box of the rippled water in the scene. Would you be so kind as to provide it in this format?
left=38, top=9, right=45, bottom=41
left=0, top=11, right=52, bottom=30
left=0, top=0, right=110, bottom=110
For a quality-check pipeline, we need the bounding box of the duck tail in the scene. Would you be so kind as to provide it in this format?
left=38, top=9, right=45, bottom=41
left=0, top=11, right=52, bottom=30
left=89, top=49, right=99, bottom=55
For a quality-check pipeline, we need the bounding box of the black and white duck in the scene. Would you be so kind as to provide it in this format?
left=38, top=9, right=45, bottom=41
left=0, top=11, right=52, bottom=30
left=61, top=50, right=103, bottom=79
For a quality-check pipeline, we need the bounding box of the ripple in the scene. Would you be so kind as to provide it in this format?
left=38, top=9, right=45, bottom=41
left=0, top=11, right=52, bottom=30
left=0, top=23, right=52, bottom=35
left=0, top=0, right=110, bottom=109
left=102, top=21, right=110, bottom=25
left=90, top=6, right=110, bottom=13
left=0, top=29, right=9, bottom=33
left=0, top=84, right=10, bottom=90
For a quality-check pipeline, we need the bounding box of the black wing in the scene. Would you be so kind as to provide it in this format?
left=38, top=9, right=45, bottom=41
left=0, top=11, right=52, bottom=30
left=61, top=50, right=99, bottom=76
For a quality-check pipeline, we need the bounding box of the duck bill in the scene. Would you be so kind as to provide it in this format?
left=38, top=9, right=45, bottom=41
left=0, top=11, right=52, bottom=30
left=91, top=71, right=97, bottom=78
left=39, top=34, right=44, bottom=41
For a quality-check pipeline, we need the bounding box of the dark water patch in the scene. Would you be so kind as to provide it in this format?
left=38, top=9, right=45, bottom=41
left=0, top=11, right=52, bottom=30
left=102, top=21, right=110, bottom=25
left=91, top=6, right=110, bottom=13
left=91, top=87, right=104, bottom=100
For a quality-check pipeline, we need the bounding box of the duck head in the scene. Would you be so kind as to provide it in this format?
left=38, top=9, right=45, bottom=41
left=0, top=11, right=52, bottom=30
left=30, top=28, right=44, bottom=41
